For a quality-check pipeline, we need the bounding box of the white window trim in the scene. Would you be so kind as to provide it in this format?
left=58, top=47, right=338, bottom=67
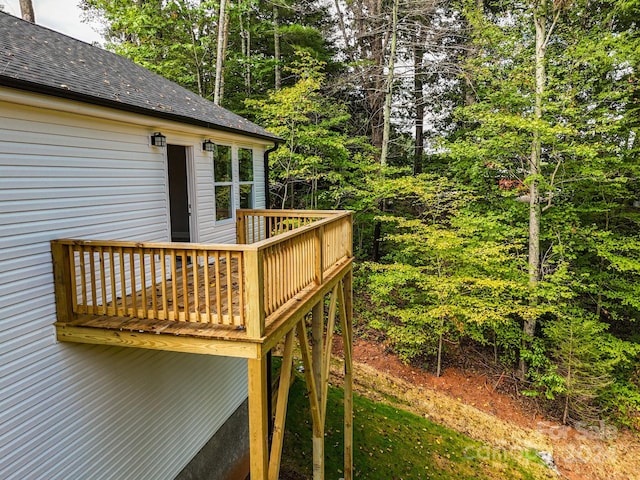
left=213, top=144, right=235, bottom=224
left=238, top=147, right=256, bottom=209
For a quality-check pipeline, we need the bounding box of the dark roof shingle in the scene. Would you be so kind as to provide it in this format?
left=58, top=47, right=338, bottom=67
left=0, top=12, right=279, bottom=142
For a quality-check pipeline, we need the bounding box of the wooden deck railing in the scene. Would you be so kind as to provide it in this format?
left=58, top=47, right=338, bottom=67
left=52, top=209, right=352, bottom=340
left=253, top=211, right=353, bottom=318
left=236, top=209, right=341, bottom=244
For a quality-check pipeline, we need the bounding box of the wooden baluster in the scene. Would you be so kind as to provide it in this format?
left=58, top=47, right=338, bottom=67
left=226, top=252, right=233, bottom=325
left=314, top=226, right=324, bottom=285
left=269, top=247, right=275, bottom=315
left=89, top=247, right=97, bottom=314
left=236, top=252, right=245, bottom=327
left=108, top=247, right=116, bottom=316
left=285, top=239, right=292, bottom=301
left=181, top=250, right=188, bottom=321
left=274, top=246, right=280, bottom=315
left=129, top=249, right=137, bottom=318
left=150, top=250, right=157, bottom=319
left=214, top=251, right=222, bottom=324
left=161, top=249, right=168, bottom=320
left=69, top=245, right=78, bottom=314
left=99, top=246, right=107, bottom=315
left=192, top=250, right=200, bottom=322
left=204, top=251, right=211, bottom=323
left=140, top=247, right=147, bottom=319
left=254, top=215, right=258, bottom=242
left=171, top=249, right=178, bottom=321
left=78, top=247, right=87, bottom=313
left=294, top=238, right=300, bottom=296
left=119, top=247, right=127, bottom=316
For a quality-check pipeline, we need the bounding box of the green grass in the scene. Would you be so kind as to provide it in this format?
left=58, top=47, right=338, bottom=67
left=280, top=375, right=552, bottom=479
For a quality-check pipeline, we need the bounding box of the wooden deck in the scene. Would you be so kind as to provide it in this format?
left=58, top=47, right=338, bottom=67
left=51, top=209, right=353, bottom=357
left=50, top=209, right=354, bottom=480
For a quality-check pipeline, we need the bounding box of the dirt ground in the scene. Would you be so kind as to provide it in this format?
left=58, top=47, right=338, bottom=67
left=331, top=336, right=640, bottom=480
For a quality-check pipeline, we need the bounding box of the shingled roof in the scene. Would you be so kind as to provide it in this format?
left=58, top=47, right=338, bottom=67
left=0, top=12, right=280, bottom=142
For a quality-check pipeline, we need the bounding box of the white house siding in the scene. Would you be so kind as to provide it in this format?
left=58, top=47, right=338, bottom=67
left=0, top=93, right=273, bottom=479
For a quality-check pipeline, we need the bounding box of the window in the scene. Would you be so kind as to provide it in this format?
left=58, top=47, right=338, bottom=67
left=214, top=145, right=233, bottom=221
left=238, top=147, right=254, bottom=209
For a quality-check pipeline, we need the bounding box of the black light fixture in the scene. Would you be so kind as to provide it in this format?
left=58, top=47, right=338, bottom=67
left=150, top=132, right=166, bottom=147
left=202, top=139, right=215, bottom=152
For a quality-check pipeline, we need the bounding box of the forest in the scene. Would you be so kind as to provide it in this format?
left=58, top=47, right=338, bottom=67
left=81, top=0, right=640, bottom=429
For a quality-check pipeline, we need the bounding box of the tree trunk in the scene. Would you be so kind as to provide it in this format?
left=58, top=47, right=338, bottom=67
left=273, top=4, right=281, bottom=91
left=520, top=3, right=546, bottom=379
left=240, top=10, right=251, bottom=94
left=464, top=0, right=483, bottom=106
left=413, top=33, right=425, bottom=175
left=219, top=12, right=230, bottom=103
left=379, top=0, right=399, bottom=167
left=372, top=0, right=398, bottom=260
left=19, top=0, right=35, bottom=23
left=213, top=0, right=228, bottom=105
left=562, top=363, right=571, bottom=424
left=437, top=332, right=443, bottom=377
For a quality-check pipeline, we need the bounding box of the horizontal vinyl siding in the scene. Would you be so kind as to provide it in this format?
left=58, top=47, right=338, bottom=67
left=254, top=145, right=266, bottom=208
left=0, top=99, right=250, bottom=479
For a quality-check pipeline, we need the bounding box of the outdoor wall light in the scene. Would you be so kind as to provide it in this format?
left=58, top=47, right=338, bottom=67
left=151, top=132, right=166, bottom=147
left=202, top=139, right=215, bottom=152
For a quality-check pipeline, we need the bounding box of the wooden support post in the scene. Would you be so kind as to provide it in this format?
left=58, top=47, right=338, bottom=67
left=312, top=302, right=324, bottom=411
left=341, top=271, right=354, bottom=480
left=322, top=285, right=339, bottom=414
left=248, top=357, right=269, bottom=480
left=311, top=301, right=325, bottom=480
left=296, top=320, right=323, bottom=480
left=51, top=241, right=75, bottom=323
left=268, top=330, right=295, bottom=480
left=245, top=248, right=265, bottom=338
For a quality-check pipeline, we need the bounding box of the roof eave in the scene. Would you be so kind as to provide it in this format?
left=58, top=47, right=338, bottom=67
left=0, top=76, right=282, bottom=144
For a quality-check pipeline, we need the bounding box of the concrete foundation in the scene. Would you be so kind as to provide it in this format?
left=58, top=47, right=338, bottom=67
left=175, top=399, right=250, bottom=480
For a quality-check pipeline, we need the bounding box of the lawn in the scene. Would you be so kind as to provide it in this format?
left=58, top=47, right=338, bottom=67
left=280, top=375, right=552, bottom=479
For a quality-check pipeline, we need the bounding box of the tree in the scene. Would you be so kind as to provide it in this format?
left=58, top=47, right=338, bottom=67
left=213, top=0, right=228, bottom=104
left=19, top=0, right=35, bottom=22
left=82, top=0, right=219, bottom=98
left=546, top=308, right=614, bottom=424
left=441, top=0, right=640, bottom=420
left=246, top=51, right=374, bottom=211
left=368, top=176, right=526, bottom=375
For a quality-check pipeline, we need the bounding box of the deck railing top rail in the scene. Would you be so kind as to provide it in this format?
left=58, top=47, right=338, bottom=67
left=52, top=209, right=353, bottom=342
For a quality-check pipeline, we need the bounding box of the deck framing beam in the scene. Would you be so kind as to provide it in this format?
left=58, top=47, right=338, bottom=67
left=55, top=323, right=262, bottom=358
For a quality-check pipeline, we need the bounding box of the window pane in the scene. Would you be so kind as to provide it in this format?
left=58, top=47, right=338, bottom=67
left=214, top=145, right=232, bottom=182
left=240, top=184, right=253, bottom=209
left=215, top=185, right=232, bottom=220
left=239, top=148, right=253, bottom=181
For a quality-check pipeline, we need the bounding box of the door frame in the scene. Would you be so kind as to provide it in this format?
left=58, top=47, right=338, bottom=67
left=165, top=143, right=197, bottom=243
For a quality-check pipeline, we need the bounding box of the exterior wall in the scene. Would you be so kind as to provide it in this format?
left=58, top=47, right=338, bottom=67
left=0, top=89, right=272, bottom=479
